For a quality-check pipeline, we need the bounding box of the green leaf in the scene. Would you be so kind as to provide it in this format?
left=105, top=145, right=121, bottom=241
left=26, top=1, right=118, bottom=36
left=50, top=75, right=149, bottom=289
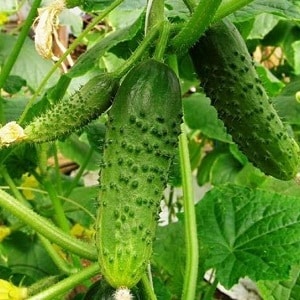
left=0, top=34, right=59, bottom=90
left=1, top=231, right=59, bottom=282
left=231, top=0, right=300, bottom=22
left=3, top=75, right=26, bottom=94
left=272, top=78, right=300, bottom=125
left=65, top=186, right=98, bottom=227
left=183, top=93, right=232, bottom=143
left=256, top=65, right=285, bottom=97
left=2, top=95, right=28, bottom=122
left=197, top=148, right=243, bottom=186
left=152, top=222, right=185, bottom=298
left=3, top=144, right=38, bottom=179
left=197, top=184, right=300, bottom=288
left=258, top=265, right=300, bottom=300
left=292, top=40, right=300, bottom=75
left=58, top=134, right=102, bottom=171
left=247, top=13, right=280, bottom=39
left=68, top=15, right=143, bottom=77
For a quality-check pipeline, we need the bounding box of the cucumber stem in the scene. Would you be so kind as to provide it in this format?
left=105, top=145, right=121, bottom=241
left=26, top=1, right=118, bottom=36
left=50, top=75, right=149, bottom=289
left=0, top=166, right=29, bottom=206
left=38, top=234, right=78, bottom=274
left=171, top=0, right=222, bottom=54
left=145, top=0, right=165, bottom=35
left=153, top=21, right=171, bottom=62
left=179, top=124, right=199, bottom=300
left=213, top=0, right=256, bottom=22
left=0, top=0, right=42, bottom=123
left=141, top=273, right=157, bottom=300
left=18, top=0, right=125, bottom=124
left=113, top=24, right=160, bottom=78
left=0, top=188, right=97, bottom=260
left=182, top=0, right=197, bottom=13
left=27, top=263, right=99, bottom=300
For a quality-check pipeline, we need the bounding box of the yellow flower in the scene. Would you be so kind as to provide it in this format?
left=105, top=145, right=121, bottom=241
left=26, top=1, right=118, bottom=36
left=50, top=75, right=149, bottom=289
left=0, top=280, right=27, bottom=300
left=71, top=223, right=95, bottom=240
left=0, top=13, right=8, bottom=26
left=20, top=173, right=39, bottom=200
left=0, top=226, right=11, bottom=242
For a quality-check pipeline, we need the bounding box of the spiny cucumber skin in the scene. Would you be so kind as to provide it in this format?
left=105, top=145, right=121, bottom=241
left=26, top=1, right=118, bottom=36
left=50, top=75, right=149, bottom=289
left=24, top=74, right=119, bottom=143
left=96, top=59, right=182, bottom=288
left=189, top=19, right=299, bottom=180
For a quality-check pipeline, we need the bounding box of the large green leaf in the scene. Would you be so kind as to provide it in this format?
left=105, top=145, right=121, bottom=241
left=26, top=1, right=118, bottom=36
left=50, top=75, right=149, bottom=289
left=0, top=35, right=59, bottom=90
left=67, top=15, right=143, bottom=77
left=183, top=93, right=232, bottom=143
left=197, top=184, right=300, bottom=288
left=152, top=222, right=186, bottom=298
left=231, top=0, right=300, bottom=22
left=1, top=231, right=59, bottom=281
left=58, top=134, right=102, bottom=171
left=272, top=78, right=300, bottom=125
left=258, top=265, right=300, bottom=300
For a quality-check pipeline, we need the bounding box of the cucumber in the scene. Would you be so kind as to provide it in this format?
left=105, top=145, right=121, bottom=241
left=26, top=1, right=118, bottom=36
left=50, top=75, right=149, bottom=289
left=24, top=74, right=119, bottom=143
left=189, top=19, right=299, bottom=180
left=96, top=59, right=182, bottom=288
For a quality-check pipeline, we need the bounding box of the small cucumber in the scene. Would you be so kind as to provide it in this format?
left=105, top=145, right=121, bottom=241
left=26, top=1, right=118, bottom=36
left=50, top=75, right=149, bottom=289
left=189, top=19, right=299, bottom=180
left=24, top=74, right=119, bottom=142
left=96, top=59, right=182, bottom=288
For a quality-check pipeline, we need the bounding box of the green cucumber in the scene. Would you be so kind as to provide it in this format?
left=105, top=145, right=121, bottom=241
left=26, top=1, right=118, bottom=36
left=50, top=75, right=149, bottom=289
left=189, top=19, right=299, bottom=180
left=96, top=59, right=182, bottom=288
left=24, top=74, right=119, bottom=143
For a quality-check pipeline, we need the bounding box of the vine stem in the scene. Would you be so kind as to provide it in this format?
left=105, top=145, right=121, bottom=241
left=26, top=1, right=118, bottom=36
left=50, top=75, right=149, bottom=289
left=213, top=0, right=256, bottom=22
left=141, top=272, right=157, bottom=300
left=179, top=124, right=198, bottom=300
left=38, top=234, right=78, bottom=274
left=0, top=188, right=97, bottom=260
left=112, top=24, right=160, bottom=78
left=18, top=0, right=125, bottom=124
left=145, top=0, right=164, bottom=35
left=27, top=263, right=99, bottom=300
left=153, top=21, right=171, bottom=62
left=171, top=0, right=222, bottom=54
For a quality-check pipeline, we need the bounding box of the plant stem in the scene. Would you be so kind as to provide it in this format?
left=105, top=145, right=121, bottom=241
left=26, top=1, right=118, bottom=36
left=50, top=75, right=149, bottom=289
left=179, top=124, right=198, bottom=300
left=0, top=188, right=97, bottom=260
left=18, top=0, right=125, bottom=124
left=213, top=0, right=255, bottom=22
left=0, top=167, right=28, bottom=206
left=145, top=0, right=165, bottom=35
left=43, top=180, right=70, bottom=232
left=153, top=21, right=171, bottom=62
left=27, top=263, right=100, bottom=300
left=182, top=0, right=197, bottom=13
left=38, top=234, right=78, bottom=274
left=113, top=24, right=160, bottom=78
left=0, top=0, right=41, bottom=90
left=171, top=0, right=222, bottom=54
left=141, top=273, right=157, bottom=300
left=64, top=147, right=94, bottom=197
